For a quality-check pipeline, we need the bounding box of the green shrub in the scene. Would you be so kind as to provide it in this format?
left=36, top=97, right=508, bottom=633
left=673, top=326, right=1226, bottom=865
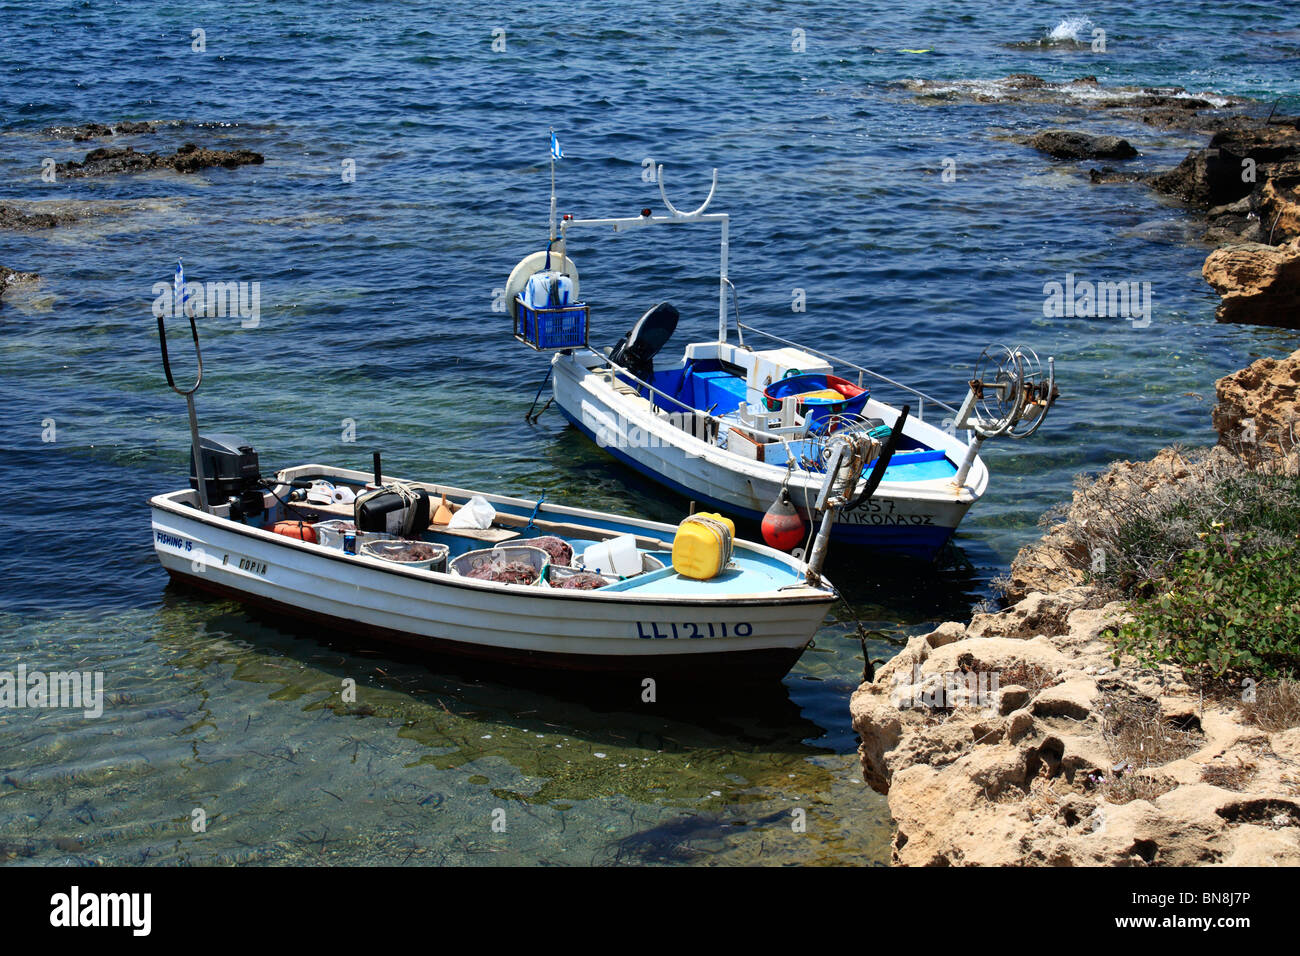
left=1112, top=532, right=1300, bottom=680
left=1083, top=458, right=1300, bottom=597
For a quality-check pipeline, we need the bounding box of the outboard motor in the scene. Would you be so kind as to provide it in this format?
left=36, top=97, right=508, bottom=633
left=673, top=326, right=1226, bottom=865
left=191, top=434, right=263, bottom=519
left=608, top=302, right=678, bottom=382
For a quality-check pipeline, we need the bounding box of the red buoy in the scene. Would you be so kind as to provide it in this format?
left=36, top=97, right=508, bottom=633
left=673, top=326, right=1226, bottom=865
left=761, top=488, right=806, bottom=551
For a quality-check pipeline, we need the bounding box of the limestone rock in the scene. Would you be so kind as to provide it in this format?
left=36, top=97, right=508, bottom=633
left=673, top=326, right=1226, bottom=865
left=1259, top=175, right=1300, bottom=243
left=1213, top=347, right=1300, bottom=459
left=1001, top=447, right=1207, bottom=604
left=1031, top=677, right=1098, bottom=721
left=967, top=587, right=1097, bottom=639
left=1202, top=238, right=1300, bottom=328
left=999, top=685, right=1031, bottom=715
left=852, top=578, right=1300, bottom=865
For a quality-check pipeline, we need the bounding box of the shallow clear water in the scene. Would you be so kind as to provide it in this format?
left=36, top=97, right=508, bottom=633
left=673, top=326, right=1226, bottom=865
left=1, top=1, right=1298, bottom=865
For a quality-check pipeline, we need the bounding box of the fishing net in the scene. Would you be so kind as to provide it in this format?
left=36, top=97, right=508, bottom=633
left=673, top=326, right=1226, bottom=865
left=381, top=543, right=441, bottom=563
left=529, top=535, right=574, bottom=567
left=556, top=572, right=609, bottom=590
left=465, top=560, right=541, bottom=586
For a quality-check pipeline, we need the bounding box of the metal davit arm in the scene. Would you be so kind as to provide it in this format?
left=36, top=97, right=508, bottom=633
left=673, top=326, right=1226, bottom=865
left=558, top=164, right=731, bottom=346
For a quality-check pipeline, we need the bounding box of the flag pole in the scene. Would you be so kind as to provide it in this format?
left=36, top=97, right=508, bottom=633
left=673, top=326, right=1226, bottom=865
left=548, top=127, right=557, bottom=242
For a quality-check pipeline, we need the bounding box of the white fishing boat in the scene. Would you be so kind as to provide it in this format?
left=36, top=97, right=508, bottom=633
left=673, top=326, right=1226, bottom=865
left=150, top=463, right=836, bottom=681
left=508, top=160, right=1057, bottom=561
left=146, top=288, right=906, bottom=684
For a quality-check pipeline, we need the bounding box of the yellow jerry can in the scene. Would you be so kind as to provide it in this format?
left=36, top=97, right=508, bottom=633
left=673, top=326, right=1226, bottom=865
left=671, top=512, right=736, bottom=580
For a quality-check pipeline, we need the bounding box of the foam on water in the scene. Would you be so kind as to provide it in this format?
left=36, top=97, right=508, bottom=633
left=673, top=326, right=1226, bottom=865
left=1048, top=16, right=1095, bottom=43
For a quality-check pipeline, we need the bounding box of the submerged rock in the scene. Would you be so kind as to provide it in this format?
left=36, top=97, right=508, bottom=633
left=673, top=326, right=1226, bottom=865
left=55, top=143, right=263, bottom=179
left=905, top=75, right=1242, bottom=129
left=0, top=198, right=178, bottom=235
left=0, top=265, right=40, bottom=307
left=1028, top=130, right=1137, bottom=160
left=0, top=203, right=78, bottom=231
left=1003, top=73, right=1050, bottom=89
left=1087, top=165, right=1144, bottom=186
left=43, top=120, right=156, bottom=140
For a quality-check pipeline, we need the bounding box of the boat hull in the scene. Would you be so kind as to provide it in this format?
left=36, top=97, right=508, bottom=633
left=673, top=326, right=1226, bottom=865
left=164, top=568, right=808, bottom=682
left=150, top=478, right=833, bottom=683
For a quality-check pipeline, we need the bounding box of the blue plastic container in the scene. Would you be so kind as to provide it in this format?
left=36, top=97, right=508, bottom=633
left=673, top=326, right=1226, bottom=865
left=515, top=297, right=589, bottom=350
left=762, top=372, right=870, bottom=428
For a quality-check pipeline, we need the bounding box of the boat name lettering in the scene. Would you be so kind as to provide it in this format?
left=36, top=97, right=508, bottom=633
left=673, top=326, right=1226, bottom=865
left=636, top=621, right=753, bottom=639
left=238, top=557, right=268, bottom=575
left=154, top=531, right=191, bottom=551
left=841, top=509, right=935, bottom=526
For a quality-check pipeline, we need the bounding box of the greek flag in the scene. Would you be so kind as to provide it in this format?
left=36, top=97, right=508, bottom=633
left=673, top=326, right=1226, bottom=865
left=550, top=131, right=563, bottom=160
left=173, top=259, right=187, bottom=318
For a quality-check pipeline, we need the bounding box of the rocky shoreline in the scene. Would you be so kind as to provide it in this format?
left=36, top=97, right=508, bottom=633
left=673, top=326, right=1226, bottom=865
left=854, top=77, right=1300, bottom=865
left=851, top=350, right=1300, bottom=866
left=1099, top=110, right=1300, bottom=328
left=910, top=74, right=1300, bottom=329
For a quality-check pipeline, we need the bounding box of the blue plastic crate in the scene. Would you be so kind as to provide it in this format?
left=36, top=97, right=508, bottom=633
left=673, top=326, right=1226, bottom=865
left=515, top=298, right=589, bottom=351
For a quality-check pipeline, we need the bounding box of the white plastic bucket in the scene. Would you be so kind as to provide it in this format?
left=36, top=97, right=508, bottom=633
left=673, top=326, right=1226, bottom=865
left=314, top=520, right=395, bottom=551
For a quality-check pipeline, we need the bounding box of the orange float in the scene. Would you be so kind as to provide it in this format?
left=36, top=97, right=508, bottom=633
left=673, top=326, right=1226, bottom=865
left=271, top=520, right=317, bottom=543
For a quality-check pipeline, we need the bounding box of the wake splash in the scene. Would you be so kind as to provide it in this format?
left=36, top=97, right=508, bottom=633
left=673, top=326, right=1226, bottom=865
left=1048, top=16, right=1095, bottom=43
left=1004, top=15, right=1098, bottom=49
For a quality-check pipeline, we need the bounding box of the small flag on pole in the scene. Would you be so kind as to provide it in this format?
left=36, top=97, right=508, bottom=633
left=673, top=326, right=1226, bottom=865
left=174, top=259, right=186, bottom=318
left=550, top=131, right=563, bottom=160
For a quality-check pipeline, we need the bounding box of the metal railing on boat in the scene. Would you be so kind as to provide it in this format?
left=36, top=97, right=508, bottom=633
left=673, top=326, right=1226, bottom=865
left=734, top=321, right=958, bottom=425
left=583, top=350, right=809, bottom=443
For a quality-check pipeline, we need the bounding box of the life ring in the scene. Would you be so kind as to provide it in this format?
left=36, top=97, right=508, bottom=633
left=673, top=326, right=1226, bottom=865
left=505, top=250, right=581, bottom=321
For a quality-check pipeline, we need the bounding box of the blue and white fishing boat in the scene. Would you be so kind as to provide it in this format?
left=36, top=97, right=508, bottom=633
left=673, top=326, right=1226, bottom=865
left=508, top=159, right=1058, bottom=561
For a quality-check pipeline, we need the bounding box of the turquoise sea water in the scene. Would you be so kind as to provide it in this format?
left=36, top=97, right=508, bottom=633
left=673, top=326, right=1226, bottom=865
left=1, top=1, right=1298, bottom=864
